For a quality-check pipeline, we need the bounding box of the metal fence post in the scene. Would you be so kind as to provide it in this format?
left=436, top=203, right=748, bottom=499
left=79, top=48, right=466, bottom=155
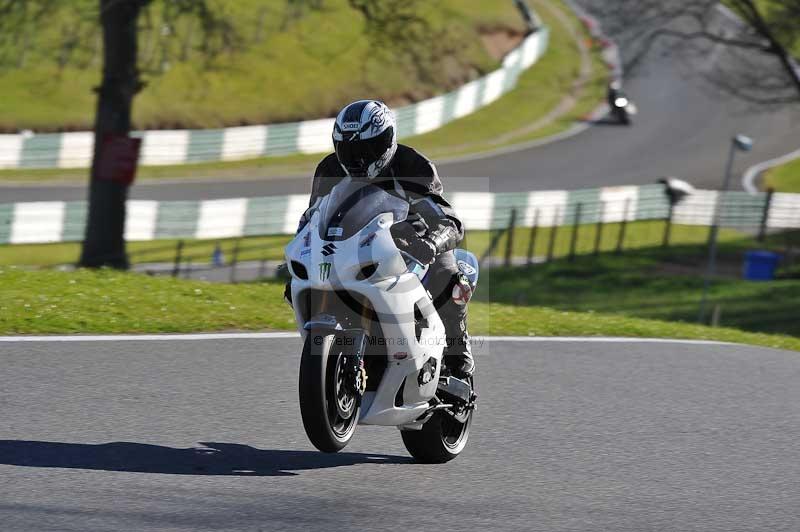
left=526, top=208, right=539, bottom=265
left=546, top=206, right=560, bottom=263
left=616, top=198, right=631, bottom=254
left=711, top=304, right=722, bottom=328
left=230, top=239, right=241, bottom=283
left=757, top=188, right=774, bottom=242
left=594, top=202, right=604, bottom=256
left=479, top=229, right=506, bottom=266
left=662, top=202, right=674, bottom=248
left=569, top=203, right=583, bottom=262
left=786, top=235, right=797, bottom=270
left=513, top=0, right=542, bottom=33
left=172, top=240, right=184, bottom=277
left=504, top=209, right=517, bottom=267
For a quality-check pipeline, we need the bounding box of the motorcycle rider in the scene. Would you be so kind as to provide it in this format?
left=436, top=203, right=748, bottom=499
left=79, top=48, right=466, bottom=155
left=607, top=79, right=624, bottom=110
left=607, top=78, right=634, bottom=125
left=287, top=99, right=474, bottom=379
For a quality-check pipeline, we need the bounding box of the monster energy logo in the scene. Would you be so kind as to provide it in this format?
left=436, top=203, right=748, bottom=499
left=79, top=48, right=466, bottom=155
left=319, top=263, right=332, bottom=282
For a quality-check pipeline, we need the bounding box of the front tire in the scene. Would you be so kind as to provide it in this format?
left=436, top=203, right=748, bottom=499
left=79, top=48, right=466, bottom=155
left=299, top=331, right=359, bottom=452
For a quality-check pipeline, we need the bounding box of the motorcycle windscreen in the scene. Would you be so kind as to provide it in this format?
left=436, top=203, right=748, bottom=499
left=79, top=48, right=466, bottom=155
left=317, top=180, right=409, bottom=241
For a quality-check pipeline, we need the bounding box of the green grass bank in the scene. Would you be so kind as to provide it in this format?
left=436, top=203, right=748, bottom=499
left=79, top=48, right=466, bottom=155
left=765, top=157, right=800, bottom=193
left=0, top=0, right=526, bottom=132
left=0, top=0, right=608, bottom=182
left=1, top=267, right=798, bottom=353
left=481, top=251, right=800, bottom=338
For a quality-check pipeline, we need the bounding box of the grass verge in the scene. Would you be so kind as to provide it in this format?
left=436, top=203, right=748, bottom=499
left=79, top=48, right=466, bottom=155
left=0, top=235, right=290, bottom=268
left=481, top=251, right=800, bottom=338
left=0, top=0, right=516, bottom=131
left=764, top=156, right=800, bottom=193
left=0, top=0, right=608, bottom=183
left=1, top=267, right=798, bottom=353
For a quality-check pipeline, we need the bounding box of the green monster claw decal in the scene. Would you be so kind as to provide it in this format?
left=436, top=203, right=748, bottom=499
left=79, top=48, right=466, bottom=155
left=319, top=262, right=332, bottom=282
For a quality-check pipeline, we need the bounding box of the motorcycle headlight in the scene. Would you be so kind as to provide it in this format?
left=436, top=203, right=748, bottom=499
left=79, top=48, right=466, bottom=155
left=615, top=97, right=628, bottom=107
left=290, top=260, right=308, bottom=280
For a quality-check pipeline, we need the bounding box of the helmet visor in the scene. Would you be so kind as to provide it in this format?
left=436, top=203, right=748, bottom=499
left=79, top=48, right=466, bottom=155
left=334, top=127, right=394, bottom=176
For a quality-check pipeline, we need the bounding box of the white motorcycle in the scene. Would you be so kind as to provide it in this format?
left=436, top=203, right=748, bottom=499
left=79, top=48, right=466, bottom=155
left=285, top=178, right=478, bottom=463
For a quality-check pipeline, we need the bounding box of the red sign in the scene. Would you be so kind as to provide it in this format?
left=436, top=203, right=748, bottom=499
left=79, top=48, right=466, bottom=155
left=95, top=134, right=142, bottom=186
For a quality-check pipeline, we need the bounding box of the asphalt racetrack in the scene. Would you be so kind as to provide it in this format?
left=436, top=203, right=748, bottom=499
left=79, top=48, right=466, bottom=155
left=2, top=335, right=798, bottom=531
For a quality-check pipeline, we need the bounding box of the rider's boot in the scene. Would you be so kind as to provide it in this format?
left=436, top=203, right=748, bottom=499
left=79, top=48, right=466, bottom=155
left=444, top=329, right=474, bottom=380
left=440, top=276, right=474, bottom=380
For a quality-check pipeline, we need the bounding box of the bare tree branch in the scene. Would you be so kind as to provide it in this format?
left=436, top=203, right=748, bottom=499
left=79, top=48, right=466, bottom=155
left=582, top=0, right=800, bottom=104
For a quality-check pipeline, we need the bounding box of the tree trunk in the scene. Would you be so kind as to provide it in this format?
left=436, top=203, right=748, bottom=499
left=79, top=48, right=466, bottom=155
left=79, top=0, right=144, bottom=269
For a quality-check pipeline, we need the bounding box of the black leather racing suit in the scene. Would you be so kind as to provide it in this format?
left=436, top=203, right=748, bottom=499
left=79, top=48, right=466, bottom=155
left=301, top=144, right=473, bottom=373
left=607, top=86, right=620, bottom=110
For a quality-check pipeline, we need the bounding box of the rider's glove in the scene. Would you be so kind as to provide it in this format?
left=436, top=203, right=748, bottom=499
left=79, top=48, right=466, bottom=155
left=391, top=221, right=417, bottom=243
left=406, top=212, right=429, bottom=237
left=403, top=237, right=436, bottom=266
left=411, top=236, right=437, bottom=265
left=398, top=234, right=437, bottom=265
left=392, top=221, right=437, bottom=265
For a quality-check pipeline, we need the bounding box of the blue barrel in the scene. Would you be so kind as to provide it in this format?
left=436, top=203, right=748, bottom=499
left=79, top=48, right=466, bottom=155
left=743, top=251, right=780, bottom=281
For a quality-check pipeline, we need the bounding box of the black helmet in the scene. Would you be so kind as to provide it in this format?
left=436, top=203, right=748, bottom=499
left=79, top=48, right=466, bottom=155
left=332, top=100, right=397, bottom=179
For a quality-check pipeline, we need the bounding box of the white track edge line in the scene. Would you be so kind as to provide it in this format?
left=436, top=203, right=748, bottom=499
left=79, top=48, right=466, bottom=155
left=0, top=332, right=731, bottom=346
left=742, top=147, right=800, bottom=194
left=487, top=336, right=732, bottom=346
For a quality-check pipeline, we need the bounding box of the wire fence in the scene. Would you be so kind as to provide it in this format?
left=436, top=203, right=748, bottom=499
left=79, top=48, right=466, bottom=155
left=3, top=185, right=800, bottom=246
left=127, top=237, right=285, bottom=283
left=4, top=185, right=796, bottom=336
left=3, top=184, right=800, bottom=282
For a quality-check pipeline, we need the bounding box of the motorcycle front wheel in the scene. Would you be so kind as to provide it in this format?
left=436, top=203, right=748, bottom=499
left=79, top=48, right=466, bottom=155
left=299, top=330, right=359, bottom=452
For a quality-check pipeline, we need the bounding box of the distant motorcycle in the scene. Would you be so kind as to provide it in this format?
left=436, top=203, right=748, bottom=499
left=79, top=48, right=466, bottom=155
left=284, top=178, right=478, bottom=463
left=611, top=95, right=637, bottom=125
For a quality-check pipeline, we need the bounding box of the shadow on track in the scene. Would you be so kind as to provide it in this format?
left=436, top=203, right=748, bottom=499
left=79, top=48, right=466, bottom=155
left=580, top=115, right=630, bottom=127
left=0, top=440, right=411, bottom=476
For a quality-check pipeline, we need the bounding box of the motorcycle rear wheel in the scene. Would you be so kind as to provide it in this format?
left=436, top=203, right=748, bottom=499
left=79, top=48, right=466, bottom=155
left=401, top=382, right=474, bottom=463
left=299, top=331, right=359, bottom=453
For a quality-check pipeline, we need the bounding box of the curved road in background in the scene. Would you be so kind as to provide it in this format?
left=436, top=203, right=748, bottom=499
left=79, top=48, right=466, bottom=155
left=441, top=4, right=800, bottom=192
left=1, top=0, right=798, bottom=204
left=2, top=335, right=799, bottom=531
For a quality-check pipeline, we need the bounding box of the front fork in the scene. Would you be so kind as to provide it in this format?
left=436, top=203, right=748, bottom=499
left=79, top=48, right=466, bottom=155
left=303, top=289, right=373, bottom=397
left=340, top=329, right=368, bottom=396
left=344, top=296, right=374, bottom=397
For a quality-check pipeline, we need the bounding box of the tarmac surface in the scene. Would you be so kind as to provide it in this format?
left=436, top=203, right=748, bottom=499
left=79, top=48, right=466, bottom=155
left=1, top=335, right=798, bottom=531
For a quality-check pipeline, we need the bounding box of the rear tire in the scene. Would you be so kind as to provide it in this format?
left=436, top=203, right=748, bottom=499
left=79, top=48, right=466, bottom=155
left=299, top=331, right=359, bottom=453
left=401, top=381, right=474, bottom=463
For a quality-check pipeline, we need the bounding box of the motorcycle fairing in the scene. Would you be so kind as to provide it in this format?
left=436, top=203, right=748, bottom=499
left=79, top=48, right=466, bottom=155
left=285, top=183, right=446, bottom=428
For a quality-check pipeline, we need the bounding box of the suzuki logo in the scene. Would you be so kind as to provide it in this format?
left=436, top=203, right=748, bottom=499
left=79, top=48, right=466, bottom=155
left=319, top=263, right=332, bottom=282
left=322, top=243, right=337, bottom=256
